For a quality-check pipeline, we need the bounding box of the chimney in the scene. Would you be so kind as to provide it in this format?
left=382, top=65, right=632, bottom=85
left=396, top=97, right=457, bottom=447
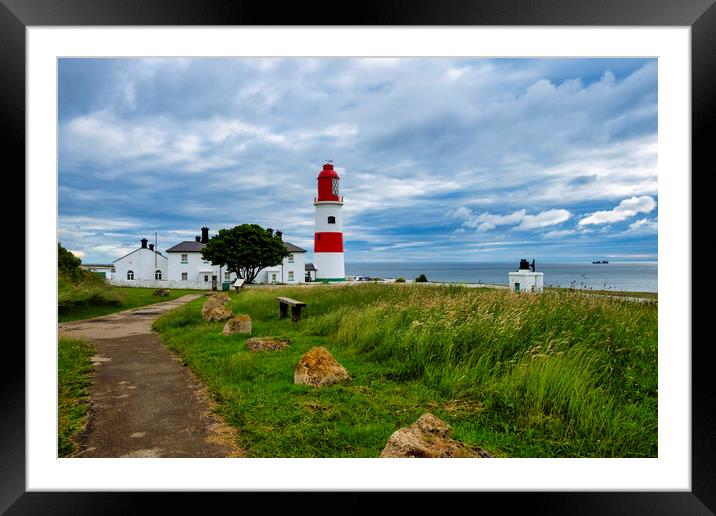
left=276, top=230, right=283, bottom=240
left=149, top=244, right=154, bottom=251
left=140, top=238, right=148, bottom=249
left=195, top=236, right=201, bottom=242
left=201, top=227, right=209, bottom=243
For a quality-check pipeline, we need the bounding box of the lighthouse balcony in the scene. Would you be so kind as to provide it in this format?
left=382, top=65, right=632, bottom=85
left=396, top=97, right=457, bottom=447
left=314, top=196, right=344, bottom=205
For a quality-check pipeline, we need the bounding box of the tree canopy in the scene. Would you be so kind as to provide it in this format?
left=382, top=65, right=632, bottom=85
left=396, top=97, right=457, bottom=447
left=201, top=224, right=290, bottom=284
left=58, top=242, right=82, bottom=279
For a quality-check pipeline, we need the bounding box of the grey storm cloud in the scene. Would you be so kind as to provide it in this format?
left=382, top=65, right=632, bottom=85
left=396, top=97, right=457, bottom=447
left=58, top=57, right=658, bottom=264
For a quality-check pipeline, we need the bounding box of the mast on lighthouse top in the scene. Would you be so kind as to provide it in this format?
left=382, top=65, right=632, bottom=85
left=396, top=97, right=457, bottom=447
left=316, top=160, right=342, bottom=203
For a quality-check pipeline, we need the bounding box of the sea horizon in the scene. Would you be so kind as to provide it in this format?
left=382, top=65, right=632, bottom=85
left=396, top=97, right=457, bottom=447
left=344, top=261, right=658, bottom=293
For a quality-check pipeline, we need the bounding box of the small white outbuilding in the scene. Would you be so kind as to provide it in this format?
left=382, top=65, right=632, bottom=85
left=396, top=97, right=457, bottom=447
left=508, top=259, right=544, bottom=293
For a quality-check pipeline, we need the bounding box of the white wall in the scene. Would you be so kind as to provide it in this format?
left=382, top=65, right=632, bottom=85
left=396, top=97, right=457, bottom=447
left=109, top=278, right=217, bottom=290
left=113, top=248, right=168, bottom=283
left=254, top=252, right=305, bottom=284
left=167, top=251, right=237, bottom=287
left=314, top=203, right=343, bottom=232
left=314, top=252, right=345, bottom=280
left=508, top=271, right=544, bottom=293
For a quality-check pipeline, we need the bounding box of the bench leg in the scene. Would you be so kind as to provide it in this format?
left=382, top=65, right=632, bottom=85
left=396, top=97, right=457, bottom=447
left=291, top=306, right=302, bottom=323
left=279, top=302, right=288, bottom=319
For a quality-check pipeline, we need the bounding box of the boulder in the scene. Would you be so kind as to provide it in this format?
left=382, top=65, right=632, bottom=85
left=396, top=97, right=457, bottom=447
left=379, top=413, right=493, bottom=458
left=222, top=314, right=252, bottom=335
left=205, top=292, right=230, bottom=305
left=245, top=337, right=291, bottom=352
left=202, top=302, right=233, bottom=322
left=294, top=346, right=350, bottom=387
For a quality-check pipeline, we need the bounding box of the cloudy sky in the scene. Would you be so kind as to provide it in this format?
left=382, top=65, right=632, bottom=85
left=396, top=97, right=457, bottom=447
left=58, top=58, right=657, bottom=264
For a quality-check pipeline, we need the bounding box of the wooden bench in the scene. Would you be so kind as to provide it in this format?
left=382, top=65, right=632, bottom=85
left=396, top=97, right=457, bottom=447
left=277, top=296, right=307, bottom=322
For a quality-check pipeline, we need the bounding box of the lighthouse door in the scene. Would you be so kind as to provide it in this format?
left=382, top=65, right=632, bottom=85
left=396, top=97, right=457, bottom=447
left=514, top=283, right=520, bottom=293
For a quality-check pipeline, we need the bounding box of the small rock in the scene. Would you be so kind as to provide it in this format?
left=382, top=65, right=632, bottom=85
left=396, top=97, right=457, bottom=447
left=222, top=314, right=252, bottom=335
left=202, top=302, right=233, bottom=322
left=379, top=413, right=493, bottom=458
left=153, top=288, right=170, bottom=296
left=245, top=337, right=291, bottom=351
left=294, top=346, right=350, bottom=387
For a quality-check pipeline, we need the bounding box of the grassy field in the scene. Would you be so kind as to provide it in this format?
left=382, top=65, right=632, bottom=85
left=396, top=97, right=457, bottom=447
left=153, top=283, right=658, bottom=458
left=59, top=281, right=201, bottom=322
left=58, top=337, right=96, bottom=457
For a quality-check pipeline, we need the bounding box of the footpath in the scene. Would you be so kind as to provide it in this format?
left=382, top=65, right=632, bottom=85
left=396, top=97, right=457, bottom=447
left=59, top=295, right=242, bottom=458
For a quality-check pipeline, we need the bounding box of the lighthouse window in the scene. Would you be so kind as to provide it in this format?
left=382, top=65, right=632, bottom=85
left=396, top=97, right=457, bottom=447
left=331, top=178, right=339, bottom=195
left=327, top=216, right=336, bottom=224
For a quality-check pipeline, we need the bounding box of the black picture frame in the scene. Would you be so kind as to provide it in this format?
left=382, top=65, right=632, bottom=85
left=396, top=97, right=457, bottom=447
left=6, top=0, right=710, bottom=512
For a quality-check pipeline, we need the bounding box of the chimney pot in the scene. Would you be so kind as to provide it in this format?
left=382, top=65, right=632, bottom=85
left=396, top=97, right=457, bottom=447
left=149, top=244, right=154, bottom=251
left=195, top=236, right=201, bottom=242
left=140, top=238, right=148, bottom=249
left=201, top=227, right=209, bottom=243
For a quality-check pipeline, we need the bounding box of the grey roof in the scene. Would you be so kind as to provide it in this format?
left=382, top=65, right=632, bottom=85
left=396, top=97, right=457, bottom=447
left=166, top=240, right=306, bottom=254
left=165, top=241, right=206, bottom=253
left=81, top=263, right=114, bottom=268
left=305, top=262, right=317, bottom=271
left=284, top=241, right=307, bottom=253
left=113, top=248, right=166, bottom=263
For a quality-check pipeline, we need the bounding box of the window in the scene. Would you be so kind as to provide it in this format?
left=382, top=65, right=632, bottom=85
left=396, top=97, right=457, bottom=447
left=181, top=254, right=188, bottom=263
left=155, top=270, right=162, bottom=280
left=327, top=216, right=336, bottom=224
left=181, top=272, right=188, bottom=281
left=224, top=271, right=230, bottom=280
left=111, top=267, right=116, bottom=273
left=288, top=254, right=294, bottom=263
left=127, top=270, right=134, bottom=280
left=331, top=178, right=339, bottom=195
left=288, top=271, right=294, bottom=281
left=204, top=275, right=209, bottom=282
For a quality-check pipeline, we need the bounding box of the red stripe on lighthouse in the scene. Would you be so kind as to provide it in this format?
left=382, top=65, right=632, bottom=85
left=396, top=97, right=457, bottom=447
left=314, top=232, right=344, bottom=252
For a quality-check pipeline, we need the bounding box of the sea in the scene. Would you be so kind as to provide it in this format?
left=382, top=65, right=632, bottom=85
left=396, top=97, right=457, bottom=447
left=345, top=262, right=658, bottom=293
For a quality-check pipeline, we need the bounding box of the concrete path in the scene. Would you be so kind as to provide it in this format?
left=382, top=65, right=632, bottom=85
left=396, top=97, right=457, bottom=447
left=59, top=295, right=242, bottom=458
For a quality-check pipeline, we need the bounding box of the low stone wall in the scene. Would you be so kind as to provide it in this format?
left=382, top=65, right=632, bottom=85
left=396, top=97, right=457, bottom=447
left=109, top=279, right=213, bottom=290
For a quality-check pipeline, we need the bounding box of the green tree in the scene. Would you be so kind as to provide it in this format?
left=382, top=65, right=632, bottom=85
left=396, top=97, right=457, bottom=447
left=201, top=224, right=290, bottom=284
left=415, top=273, right=428, bottom=282
left=58, top=242, right=82, bottom=279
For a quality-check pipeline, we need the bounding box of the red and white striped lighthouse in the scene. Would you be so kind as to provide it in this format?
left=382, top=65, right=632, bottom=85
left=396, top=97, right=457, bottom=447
left=313, top=161, right=345, bottom=282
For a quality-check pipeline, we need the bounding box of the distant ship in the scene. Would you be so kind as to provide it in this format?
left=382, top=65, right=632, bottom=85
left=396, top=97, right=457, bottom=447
left=592, top=260, right=609, bottom=264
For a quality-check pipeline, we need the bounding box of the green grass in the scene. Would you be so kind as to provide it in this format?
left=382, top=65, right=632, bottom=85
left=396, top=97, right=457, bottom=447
left=58, top=337, right=96, bottom=457
left=59, top=281, right=202, bottom=322
left=153, top=283, right=657, bottom=458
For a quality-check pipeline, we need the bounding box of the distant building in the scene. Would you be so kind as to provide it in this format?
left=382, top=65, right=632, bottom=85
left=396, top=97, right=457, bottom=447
left=112, top=238, right=168, bottom=285
left=508, top=259, right=544, bottom=293
left=80, top=263, right=115, bottom=280
left=305, top=262, right=317, bottom=282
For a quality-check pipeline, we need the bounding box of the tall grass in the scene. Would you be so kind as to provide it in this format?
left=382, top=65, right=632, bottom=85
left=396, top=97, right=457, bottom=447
left=155, top=284, right=657, bottom=457
left=58, top=272, right=123, bottom=315
left=58, top=337, right=96, bottom=457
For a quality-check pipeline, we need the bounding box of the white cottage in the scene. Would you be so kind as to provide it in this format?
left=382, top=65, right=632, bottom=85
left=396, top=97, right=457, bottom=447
left=165, top=227, right=306, bottom=289
left=254, top=240, right=306, bottom=285
left=111, top=238, right=168, bottom=286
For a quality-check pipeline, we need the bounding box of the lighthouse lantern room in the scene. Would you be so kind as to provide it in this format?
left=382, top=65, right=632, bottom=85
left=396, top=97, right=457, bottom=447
left=313, top=161, right=346, bottom=282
